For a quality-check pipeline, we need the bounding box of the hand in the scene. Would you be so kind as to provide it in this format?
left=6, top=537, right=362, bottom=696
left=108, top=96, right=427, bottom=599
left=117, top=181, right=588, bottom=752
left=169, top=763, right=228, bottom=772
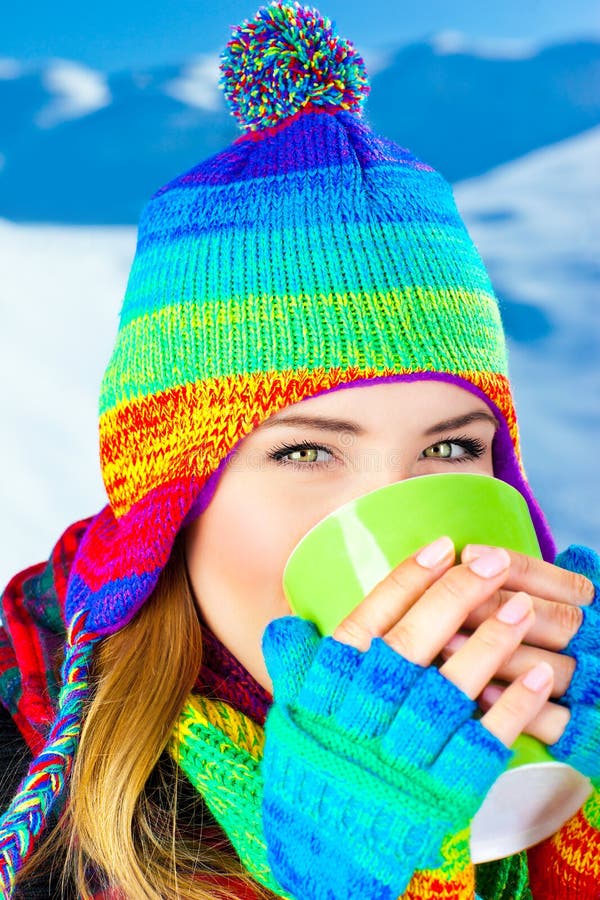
left=439, top=544, right=596, bottom=748
left=332, top=537, right=554, bottom=748
left=260, top=537, right=554, bottom=900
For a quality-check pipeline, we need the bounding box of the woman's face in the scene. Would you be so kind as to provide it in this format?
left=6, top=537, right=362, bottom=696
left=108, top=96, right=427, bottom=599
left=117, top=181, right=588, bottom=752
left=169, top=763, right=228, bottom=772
left=184, top=380, right=498, bottom=693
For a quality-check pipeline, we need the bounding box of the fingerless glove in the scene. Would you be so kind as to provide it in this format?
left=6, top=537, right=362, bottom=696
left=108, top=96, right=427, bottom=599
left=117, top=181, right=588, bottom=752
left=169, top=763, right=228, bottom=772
left=548, top=544, right=600, bottom=781
left=261, top=616, right=512, bottom=900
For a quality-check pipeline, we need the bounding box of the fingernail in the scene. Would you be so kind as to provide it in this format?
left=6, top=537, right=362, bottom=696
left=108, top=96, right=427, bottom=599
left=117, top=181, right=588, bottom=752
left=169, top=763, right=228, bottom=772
left=522, top=661, right=554, bottom=692
left=416, top=536, right=455, bottom=569
left=462, top=543, right=493, bottom=562
left=480, top=683, right=504, bottom=705
left=442, top=633, right=468, bottom=653
left=469, top=547, right=510, bottom=578
left=496, top=592, right=532, bottom=625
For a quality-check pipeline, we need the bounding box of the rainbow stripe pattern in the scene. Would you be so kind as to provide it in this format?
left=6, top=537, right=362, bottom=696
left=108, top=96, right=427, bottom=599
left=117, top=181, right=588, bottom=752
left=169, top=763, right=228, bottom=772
left=65, top=3, right=555, bottom=635
left=170, top=691, right=478, bottom=900
left=170, top=675, right=600, bottom=899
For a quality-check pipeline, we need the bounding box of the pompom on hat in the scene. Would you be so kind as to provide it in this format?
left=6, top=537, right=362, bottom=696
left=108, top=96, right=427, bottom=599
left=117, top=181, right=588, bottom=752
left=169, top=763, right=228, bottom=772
left=0, top=2, right=556, bottom=889
left=220, top=2, right=370, bottom=130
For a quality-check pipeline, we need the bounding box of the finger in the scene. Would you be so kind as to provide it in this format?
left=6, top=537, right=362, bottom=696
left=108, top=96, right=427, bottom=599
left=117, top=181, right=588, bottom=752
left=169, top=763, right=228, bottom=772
left=443, top=637, right=575, bottom=699
left=461, top=545, right=595, bottom=607
left=462, top=589, right=584, bottom=651
left=262, top=616, right=322, bottom=702
left=383, top=548, right=512, bottom=665
left=480, top=682, right=571, bottom=746
left=332, top=535, right=456, bottom=650
left=480, top=662, right=554, bottom=747
left=438, top=592, right=535, bottom=699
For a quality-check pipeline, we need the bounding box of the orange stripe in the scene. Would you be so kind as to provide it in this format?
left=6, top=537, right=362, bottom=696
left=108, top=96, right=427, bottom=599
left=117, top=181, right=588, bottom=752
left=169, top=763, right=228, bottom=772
left=403, top=869, right=474, bottom=900
left=403, top=828, right=474, bottom=899
left=99, top=367, right=517, bottom=518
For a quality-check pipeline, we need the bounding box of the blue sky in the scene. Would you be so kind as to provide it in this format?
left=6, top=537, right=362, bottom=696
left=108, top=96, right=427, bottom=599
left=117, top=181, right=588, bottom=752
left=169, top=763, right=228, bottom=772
left=4, top=0, right=600, bottom=71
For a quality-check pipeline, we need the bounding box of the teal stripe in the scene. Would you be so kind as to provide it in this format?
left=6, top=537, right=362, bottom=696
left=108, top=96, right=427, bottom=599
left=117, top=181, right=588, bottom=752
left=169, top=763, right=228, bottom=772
left=119, top=217, right=493, bottom=328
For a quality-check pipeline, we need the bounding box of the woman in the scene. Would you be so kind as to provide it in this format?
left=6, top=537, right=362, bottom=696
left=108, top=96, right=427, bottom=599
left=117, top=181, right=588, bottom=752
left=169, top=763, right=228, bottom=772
left=1, top=3, right=599, bottom=898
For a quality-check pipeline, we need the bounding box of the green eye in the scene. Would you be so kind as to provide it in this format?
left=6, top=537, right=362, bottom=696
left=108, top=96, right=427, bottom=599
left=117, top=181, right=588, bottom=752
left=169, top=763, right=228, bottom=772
left=424, top=441, right=454, bottom=459
left=269, top=440, right=335, bottom=469
left=286, top=447, right=320, bottom=463
left=422, top=438, right=487, bottom=462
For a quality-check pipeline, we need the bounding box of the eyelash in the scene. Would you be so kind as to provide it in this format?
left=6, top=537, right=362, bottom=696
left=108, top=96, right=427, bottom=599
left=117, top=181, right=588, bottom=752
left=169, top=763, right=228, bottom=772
left=268, top=435, right=488, bottom=471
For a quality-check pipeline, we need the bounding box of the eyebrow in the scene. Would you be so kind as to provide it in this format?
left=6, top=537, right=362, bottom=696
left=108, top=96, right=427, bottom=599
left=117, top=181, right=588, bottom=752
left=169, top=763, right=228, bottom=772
left=259, top=410, right=499, bottom=436
left=422, top=412, right=499, bottom=436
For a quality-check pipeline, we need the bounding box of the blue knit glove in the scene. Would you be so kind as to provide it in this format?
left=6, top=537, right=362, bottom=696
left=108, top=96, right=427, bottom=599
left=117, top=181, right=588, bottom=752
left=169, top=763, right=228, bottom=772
left=548, top=544, right=600, bottom=780
left=260, top=615, right=512, bottom=900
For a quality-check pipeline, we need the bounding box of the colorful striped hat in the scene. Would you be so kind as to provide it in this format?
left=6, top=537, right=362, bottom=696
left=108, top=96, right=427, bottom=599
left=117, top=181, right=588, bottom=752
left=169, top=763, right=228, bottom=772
left=0, top=2, right=556, bottom=888
left=65, top=1, right=556, bottom=640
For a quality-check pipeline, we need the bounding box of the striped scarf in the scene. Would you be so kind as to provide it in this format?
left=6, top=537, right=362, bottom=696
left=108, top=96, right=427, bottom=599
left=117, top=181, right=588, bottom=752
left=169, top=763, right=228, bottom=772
left=1, top=517, right=599, bottom=898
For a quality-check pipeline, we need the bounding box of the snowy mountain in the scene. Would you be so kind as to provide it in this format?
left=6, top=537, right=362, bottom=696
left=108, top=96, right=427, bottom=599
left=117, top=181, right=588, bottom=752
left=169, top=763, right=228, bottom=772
left=1, top=127, right=598, bottom=589
left=1, top=37, right=599, bottom=223
left=367, top=38, right=600, bottom=181
left=455, top=126, right=600, bottom=551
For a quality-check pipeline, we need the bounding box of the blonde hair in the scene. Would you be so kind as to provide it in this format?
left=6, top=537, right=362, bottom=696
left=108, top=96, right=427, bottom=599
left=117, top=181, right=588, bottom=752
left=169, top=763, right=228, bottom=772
left=18, top=534, right=279, bottom=899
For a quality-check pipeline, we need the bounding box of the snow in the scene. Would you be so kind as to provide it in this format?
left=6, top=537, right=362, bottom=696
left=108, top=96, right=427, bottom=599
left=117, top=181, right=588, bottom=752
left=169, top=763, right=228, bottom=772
left=359, top=47, right=395, bottom=77
left=0, top=128, right=598, bottom=591
left=36, top=59, right=111, bottom=128
left=0, top=220, right=135, bottom=587
left=431, top=30, right=540, bottom=60
left=162, top=55, right=222, bottom=111
left=454, top=126, right=600, bottom=550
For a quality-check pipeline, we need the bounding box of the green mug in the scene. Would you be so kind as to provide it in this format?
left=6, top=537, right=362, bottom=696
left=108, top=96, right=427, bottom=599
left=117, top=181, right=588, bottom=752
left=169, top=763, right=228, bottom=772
left=282, top=473, right=592, bottom=861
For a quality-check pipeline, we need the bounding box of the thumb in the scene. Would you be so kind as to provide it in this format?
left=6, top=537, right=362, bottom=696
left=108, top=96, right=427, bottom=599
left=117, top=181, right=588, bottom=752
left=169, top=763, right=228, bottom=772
left=262, top=615, right=321, bottom=705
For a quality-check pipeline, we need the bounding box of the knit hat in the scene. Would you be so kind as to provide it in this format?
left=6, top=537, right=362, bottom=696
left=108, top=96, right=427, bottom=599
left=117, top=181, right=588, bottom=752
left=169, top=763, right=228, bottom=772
left=0, top=2, right=556, bottom=890
left=66, top=2, right=556, bottom=639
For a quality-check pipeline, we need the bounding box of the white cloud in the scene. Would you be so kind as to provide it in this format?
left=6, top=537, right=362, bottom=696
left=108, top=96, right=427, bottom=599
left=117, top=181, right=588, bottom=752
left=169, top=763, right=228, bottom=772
left=36, top=59, right=111, bottom=128
left=162, top=54, right=222, bottom=111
